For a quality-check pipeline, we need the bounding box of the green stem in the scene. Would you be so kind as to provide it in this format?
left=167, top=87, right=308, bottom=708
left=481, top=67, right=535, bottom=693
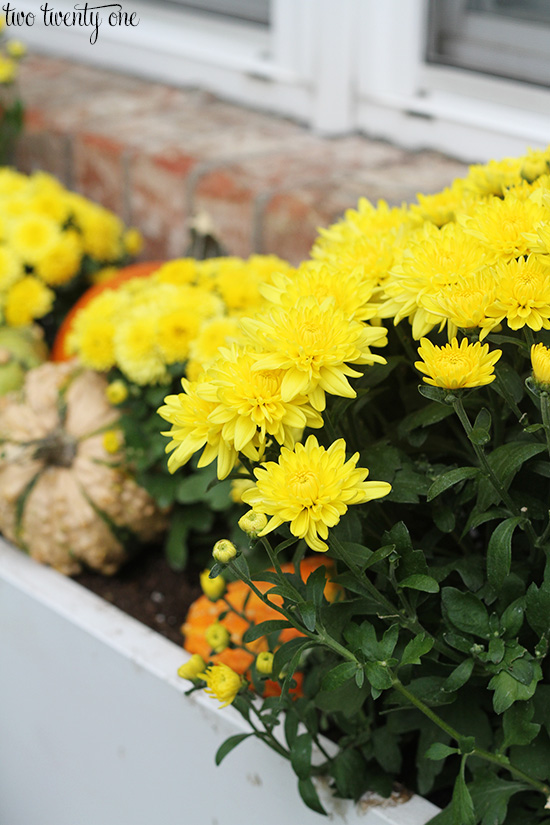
left=494, top=370, right=523, bottom=421
left=540, top=392, right=550, bottom=461
left=453, top=396, right=538, bottom=548
left=391, top=676, right=550, bottom=797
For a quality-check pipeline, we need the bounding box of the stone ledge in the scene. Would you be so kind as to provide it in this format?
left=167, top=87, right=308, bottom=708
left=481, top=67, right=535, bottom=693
left=16, top=54, right=468, bottom=263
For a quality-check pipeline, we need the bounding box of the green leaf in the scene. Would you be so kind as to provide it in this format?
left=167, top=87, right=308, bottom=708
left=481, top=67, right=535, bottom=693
left=400, top=633, right=434, bottom=666
left=503, top=701, right=541, bottom=748
left=299, top=601, right=317, bottom=632
left=452, top=757, right=475, bottom=825
left=284, top=710, right=299, bottom=749
left=272, top=638, right=309, bottom=683
left=489, top=666, right=541, bottom=714
left=478, top=442, right=546, bottom=509
left=427, top=467, right=480, bottom=502
left=297, top=778, right=327, bottom=816
left=290, top=733, right=312, bottom=780
left=425, top=742, right=459, bottom=761
left=442, top=587, right=490, bottom=638
left=332, top=749, right=369, bottom=800
left=305, top=564, right=328, bottom=607
left=526, top=581, right=550, bottom=636
left=365, top=662, right=393, bottom=691
left=164, top=507, right=212, bottom=570
left=487, top=517, right=523, bottom=590
left=399, top=574, right=440, bottom=593
left=500, top=599, right=525, bottom=638
left=398, top=401, right=455, bottom=439
left=509, top=730, right=550, bottom=782
left=242, top=620, right=293, bottom=644
left=469, top=772, right=531, bottom=825
left=320, top=662, right=357, bottom=691
left=443, top=658, right=475, bottom=692
left=215, top=733, right=252, bottom=765
left=418, top=384, right=455, bottom=404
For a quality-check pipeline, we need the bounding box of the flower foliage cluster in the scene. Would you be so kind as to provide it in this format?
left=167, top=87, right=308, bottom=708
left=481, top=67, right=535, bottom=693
left=0, top=168, right=140, bottom=329
left=67, top=255, right=293, bottom=570
left=171, top=146, right=550, bottom=824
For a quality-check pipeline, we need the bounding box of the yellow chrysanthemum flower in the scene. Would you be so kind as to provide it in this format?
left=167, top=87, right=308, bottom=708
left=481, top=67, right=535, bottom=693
left=238, top=510, right=268, bottom=537
left=242, top=435, right=391, bottom=553
left=260, top=260, right=380, bottom=322
left=480, top=255, right=550, bottom=339
left=123, top=227, right=143, bottom=256
left=256, top=651, right=274, bottom=675
left=8, top=214, right=61, bottom=264
left=34, top=229, right=82, bottom=286
left=531, top=343, right=550, bottom=389
left=199, top=663, right=243, bottom=708
left=463, top=156, right=525, bottom=196
left=178, top=654, right=206, bottom=681
left=205, top=622, right=230, bottom=653
left=73, top=319, right=117, bottom=371
left=410, top=180, right=471, bottom=227
left=6, top=40, right=26, bottom=59
left=241, top=297, right=387, bottom=412
left=186, top=316, right=244, bottom=380
left=4, top=276, right=54, bottom=326
left=212, top=539, right=238, bottom=563
left=106, top=380, right=128, bottom=405
left=155, top=258, right=197, bottom=286
left=380, top=222, right=490, bottom=339
left=421, top=270, right=498, bottom=339
left=159, top=378, right=231, bottom=477
left=199, top=569, right=226, bottom=601
left=114, top=314, right=166, bottom=385
left=0, top=55, right=15, bottom=83
left=415, top=337, right=501, bottom=389
left=102, top=429, right=123, bottom=454
left=460, top=194, right=549, bottom=261
left=0, top=245, right=23, bottom=291
left=196, top=346, right=323, bottom=463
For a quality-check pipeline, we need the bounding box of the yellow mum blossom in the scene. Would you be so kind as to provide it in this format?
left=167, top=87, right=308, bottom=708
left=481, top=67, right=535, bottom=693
left=155, top=258, right=197, bottom=286
left=421, top=270, right=498, bottom=339
left=199, top=663, right=243, bottom=708
left=187, top=316, right=244, bottom=380
left=106, top=379, right=128, bottom=405
left=123, top=227, right=142, bottom=257
left=178, top=654, right=206, bottom=681
left=102, top=429, right=123, bottom=454
left=0, top=168, right=26, bottom=198
left=9, top=214, right=61, bottom=265
left=415, top=337, right=501, bottom=389
left=205, top=622, right=230, bottom=653
left=0, top=246, right=23, bottom=291
left=0, top=55, right=15, bottom=83
left=380, top=222, right=490, bottom=339
left=260, top=260, right=380, bottom=322
left=242, top=435, right=391, bottom=553
left=230, top=477, right=256, bottom=504
left=241, top=297, right=387, bottom=412
left=531, top=343, right=550, bottom=389
left=238, top=510, right=268, bottom=537
left=460, top=194, right=549, bottom=261
left=212, top=539, right=238, bottom=563
left=73, top=319, right=117, bottom=371
left=6, top=40, right=26, bottom=59
left=256, top=651, right=274, bottom=675
left=463, top=156, right=525, bottom=196
left=410, top=180, right=472, bottom=227
left=71, top=198, right=124, bottom=260
left=196, top=346, right=323, bottom=462
left=34, top=229, right=82, bottom=286
left=480, top=256, right=550, bottom=339
left=200, top=569, right=226, bottom=601
left=4, top=276, right=54, bottom=326
left=159, top=377, right=232, bottom=477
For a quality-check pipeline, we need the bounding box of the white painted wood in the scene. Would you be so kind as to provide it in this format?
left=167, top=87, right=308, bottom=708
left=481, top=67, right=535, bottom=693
left=0, top=539, right=440, bottom=825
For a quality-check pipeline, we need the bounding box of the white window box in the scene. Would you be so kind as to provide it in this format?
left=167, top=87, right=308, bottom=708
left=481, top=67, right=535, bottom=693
left=0, top=539, right=440, bottom=825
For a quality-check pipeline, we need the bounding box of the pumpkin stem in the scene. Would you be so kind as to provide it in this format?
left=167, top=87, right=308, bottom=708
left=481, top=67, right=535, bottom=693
left=33, top=428, right=77, bottom=467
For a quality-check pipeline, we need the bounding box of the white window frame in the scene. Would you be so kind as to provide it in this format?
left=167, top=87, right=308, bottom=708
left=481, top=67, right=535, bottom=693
left=355, top=0, right=550, bottom=161
left=16, top=0, right=550, bottom=161
left=16, top=0, right=356, bottom=134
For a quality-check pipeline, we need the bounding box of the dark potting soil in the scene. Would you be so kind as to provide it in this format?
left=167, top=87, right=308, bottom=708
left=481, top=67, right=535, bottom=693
left=74, top=546, right=201, bottom=647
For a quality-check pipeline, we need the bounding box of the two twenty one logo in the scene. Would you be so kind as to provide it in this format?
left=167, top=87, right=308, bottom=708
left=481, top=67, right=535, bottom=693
left=2, top=2, right=140, bottom=45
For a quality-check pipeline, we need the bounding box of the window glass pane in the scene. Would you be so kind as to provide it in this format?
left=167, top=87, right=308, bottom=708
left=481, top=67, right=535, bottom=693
left=426, top=0, right=550, bottom=87
left=150, top=0, right=270, bottom=25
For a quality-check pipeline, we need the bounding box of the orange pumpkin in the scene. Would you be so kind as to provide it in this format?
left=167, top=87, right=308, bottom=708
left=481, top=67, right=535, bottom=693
left=51, top=261, right=164, bottom=362
left=183, top=557, right=341, bottom=684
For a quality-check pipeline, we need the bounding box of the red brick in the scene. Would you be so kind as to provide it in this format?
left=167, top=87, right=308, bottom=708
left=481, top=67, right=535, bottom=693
left=127, top=152, right=189, bottom=260
left=73, top=133, right=128, bottom=217
left=15, top=130, right=73, bottom=186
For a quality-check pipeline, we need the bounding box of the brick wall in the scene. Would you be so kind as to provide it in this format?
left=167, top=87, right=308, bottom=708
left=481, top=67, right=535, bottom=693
left=15, top=55, right=468, bottom=265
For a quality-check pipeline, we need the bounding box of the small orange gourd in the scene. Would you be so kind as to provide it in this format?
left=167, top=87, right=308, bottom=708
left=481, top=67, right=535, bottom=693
left=183, top=557, right=341, bottom=677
